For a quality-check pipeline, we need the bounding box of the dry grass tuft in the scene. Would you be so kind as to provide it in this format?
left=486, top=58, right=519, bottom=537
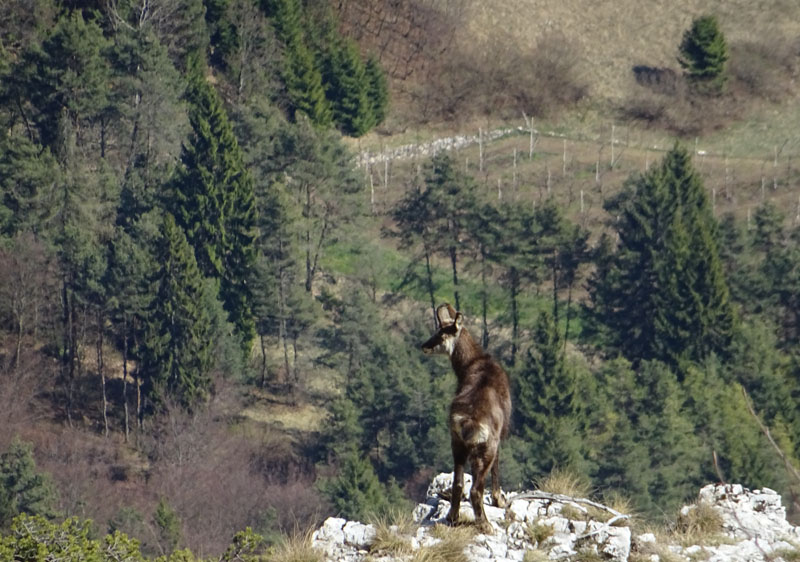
left=523, top=549, right=550, bottom=562
left=265, top=528, right=322, bottom=562
left=368, top=508, right=415, bottom=555
left=535, top=468, right=592, bottom=498
left=410, top=524, right=477, bottom=562
left=673, top=501, right=727, bottom=546
left=525, top=520, right=555, bottom=545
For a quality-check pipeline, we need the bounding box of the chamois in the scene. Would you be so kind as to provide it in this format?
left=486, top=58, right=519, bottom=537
left=421, top=303, right=511, bottom=532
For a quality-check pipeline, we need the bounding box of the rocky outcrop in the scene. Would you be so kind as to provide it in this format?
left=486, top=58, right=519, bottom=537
left=311, top=474, right=800, bottom=561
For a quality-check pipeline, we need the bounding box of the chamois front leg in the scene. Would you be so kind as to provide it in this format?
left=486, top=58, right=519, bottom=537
left=447, top=444, right=467, bottom=525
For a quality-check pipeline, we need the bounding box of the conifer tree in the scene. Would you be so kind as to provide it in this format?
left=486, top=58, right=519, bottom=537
left=422, top=153, right=479, bottom=312
left=10, top=11, right=111, bottom=151
left=264, top=0, right=332, bottom=126
left=322, top=448, right=391, bottom=521
left=364, top=54, right=389, bottom=127
left=514, top=310, right=583, bottom=477
left=169, top=53, right=257, bottom=350
left=0, top=438, right=58, bottom=529
left=0, top=134, right=60, bottom=238
left=678, top=14, right=728, bottom=94
left=322, top=37, right=374, bottom=137
left=589, top=145, right=735, bottom=367
left=580, top=359, right=707, bottom=514
left=140, top=213, right=213, bottom=409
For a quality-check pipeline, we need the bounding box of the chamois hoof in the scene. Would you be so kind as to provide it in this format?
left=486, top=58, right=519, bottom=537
left=476, top=519, right=494, bottom=535
left=492, top=494, right=506, bottom=508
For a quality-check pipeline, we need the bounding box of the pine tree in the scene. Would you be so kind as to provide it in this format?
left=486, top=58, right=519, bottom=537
left=587, top=359, right=705, bottom=515
left=678, top=14, right=728, bottom=94
left=589, top=144, right=735, bottom=367
left=422, top=152, right=479, bottom=311
left=0, top=134, right=60, bottom=238
left=139, top=213, right=213, bottom=409
left=10, top=11, right=111, bottom=151
left=320, top=289, right=448, bottom=482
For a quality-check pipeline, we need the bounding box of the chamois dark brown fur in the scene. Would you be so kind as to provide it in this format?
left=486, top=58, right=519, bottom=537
left=421, top=303, right=511, bottom=532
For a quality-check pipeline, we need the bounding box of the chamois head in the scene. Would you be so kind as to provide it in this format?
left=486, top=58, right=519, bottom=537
left=421, top=303, right=463, bottom=356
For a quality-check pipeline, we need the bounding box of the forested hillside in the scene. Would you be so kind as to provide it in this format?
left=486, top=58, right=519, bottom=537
left=2, top=0, right=800, bottom=559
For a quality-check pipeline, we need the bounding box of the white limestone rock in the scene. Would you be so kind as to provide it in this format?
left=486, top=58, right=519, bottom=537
left=310, top=474, right=800, bottom=562
left=342, top=521, right=376, bottom=550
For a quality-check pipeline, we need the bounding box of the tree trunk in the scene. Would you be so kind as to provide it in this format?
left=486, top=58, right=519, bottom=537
left=450, top=245, right=460, bottom=311
left=122, top=316, right=130, bottom=443
left=14, top=312, right=22, bottom=371
left=511, top=270, right=519, bottom=366
left=98, top=309, right=109, bottom=437
left=424, top=249, right=436, bottom=327
left=259, top=333, right=268, bottom=388
left=61, top=279, right=75, bottom=427
left=552, top=251, right=560, bottom=323
left=563, top=280, right=574, bottom=351
left=480, top=246, right=489, bottom=349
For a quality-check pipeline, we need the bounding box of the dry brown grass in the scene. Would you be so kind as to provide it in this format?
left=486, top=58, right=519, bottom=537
left=525, top=520, right=555, bottom=545
left=411, top=524, right=477, bottom=562
left=265, top=527, right=322, bottom=562
left=535, top=468, right=593, bottom=498
left=672, top=501, right=727, bottom=547
left=459, top=0, right=800, bottom=104
left=368, top=508, right=415, bottom=556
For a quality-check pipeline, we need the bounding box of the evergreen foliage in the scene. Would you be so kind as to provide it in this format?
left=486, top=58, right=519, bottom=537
left=322, top=37, right=375, bottom=137
left=8, top=11, right=111, bottom=151
left=0, top=135, right=60, bottom=238
left=169, top=52, right=257, bottom=350
left=513, top=310, right=583, bottom=478
left=154, top=498, right=182, bottom=554
left=0, top=439, right=58, bottom=529
left=139, top=214, right=213, bottom=409
left=364, top=54, right=389, bottom=127
left=589, top=144, right=736, bottom=367
left=320, top=289, right=449, bottom=482
left=264, top=0, right=332, bottom=126
left=678, top=14, right=729, bottom=94
left=321, top=448, right=396, bottom=522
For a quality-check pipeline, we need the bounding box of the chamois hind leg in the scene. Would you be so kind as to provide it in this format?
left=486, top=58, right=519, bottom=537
left=470, top=452, right=494, bottom=534
left=490, top=451, right=505, bottom=508
left=447, top=444, right=468, bottom=525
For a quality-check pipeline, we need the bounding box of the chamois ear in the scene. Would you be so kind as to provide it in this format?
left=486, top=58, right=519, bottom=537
left=436, top=303, right=455, bottom=326
left=454, top=312, right=463, bottom=330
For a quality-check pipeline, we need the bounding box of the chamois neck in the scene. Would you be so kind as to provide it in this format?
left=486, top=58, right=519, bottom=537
left=450, top=328, right=483, bottom=378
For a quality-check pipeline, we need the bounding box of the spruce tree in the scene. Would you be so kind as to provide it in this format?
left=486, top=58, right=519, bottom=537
left=264, top=0, right=332, bottom=126
left=514, top=310, right=583, bottom=477
left=589, top=144, right=735, bottom=367
left=322, top=448, right=390, bottom=521
left=169, top=53, right=257, bottom=350
left=364, top=54, right=389, bottom=127
left=0, top=438, right=58, bottom=529
left=323, top=37, right=374, bottom=137
left=678, top=14, right=728, bottom=94
left=140, top=213, right=213, bottom=409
